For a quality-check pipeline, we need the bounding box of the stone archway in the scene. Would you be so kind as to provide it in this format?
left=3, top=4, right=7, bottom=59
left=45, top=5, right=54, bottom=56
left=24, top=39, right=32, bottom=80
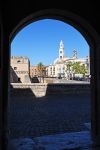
left=9, top=9, right=100, bottom=144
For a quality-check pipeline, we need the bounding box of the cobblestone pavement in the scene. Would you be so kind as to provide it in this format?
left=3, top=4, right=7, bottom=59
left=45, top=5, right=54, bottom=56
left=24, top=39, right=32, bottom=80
left=8, top=93, right=91, bottom=139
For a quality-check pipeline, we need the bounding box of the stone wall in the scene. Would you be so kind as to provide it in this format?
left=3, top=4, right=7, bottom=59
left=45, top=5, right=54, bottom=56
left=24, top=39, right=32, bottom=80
left=10, top=83, right=90, bottom=97
left=10, top=56, right=31, bottom=83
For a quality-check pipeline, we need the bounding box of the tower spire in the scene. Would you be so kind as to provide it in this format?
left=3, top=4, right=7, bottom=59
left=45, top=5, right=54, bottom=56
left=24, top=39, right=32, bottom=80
left=72, top=50, right=77, bottom=59
left=59, top=40, right=65, bottom=59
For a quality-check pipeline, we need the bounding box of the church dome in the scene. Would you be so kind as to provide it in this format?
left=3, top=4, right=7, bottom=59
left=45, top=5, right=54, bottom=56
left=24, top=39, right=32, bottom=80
left=54, top=57, right=67, bottom=64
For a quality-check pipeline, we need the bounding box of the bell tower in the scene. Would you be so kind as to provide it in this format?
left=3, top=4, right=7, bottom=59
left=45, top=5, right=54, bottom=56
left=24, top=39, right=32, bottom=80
left=59, top=40, right=65, bottom=59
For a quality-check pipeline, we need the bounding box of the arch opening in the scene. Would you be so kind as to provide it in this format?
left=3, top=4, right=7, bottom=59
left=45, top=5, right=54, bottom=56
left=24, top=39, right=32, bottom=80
left=8, top=9, right=100, bottom=148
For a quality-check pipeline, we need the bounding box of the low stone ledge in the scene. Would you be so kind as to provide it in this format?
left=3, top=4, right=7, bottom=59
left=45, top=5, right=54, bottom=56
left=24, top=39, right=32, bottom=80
left=10, top=83, right=90, bottom=97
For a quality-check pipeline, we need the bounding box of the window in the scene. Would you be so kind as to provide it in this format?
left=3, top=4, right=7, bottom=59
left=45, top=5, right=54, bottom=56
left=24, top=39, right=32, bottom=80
left=14, top=67, right=17, bottom=70
left=18, top=78, right=21, bottom=82
left=17, top=60, right=21, bottom=63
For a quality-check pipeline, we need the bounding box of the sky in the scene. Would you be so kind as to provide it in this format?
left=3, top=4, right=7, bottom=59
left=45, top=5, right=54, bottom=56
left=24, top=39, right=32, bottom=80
left=11, top=19, right=89, bottom=66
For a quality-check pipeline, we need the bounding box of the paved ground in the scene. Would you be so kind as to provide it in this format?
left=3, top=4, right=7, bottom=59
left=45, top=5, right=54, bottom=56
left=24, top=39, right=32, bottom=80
left=8, top=93, right=91, bottom=139
left=7, top=131, right=94, bottom=150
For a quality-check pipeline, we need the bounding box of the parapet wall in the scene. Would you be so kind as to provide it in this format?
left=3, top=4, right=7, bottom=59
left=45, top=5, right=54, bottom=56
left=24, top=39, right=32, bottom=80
left=10, top=83, right=90, bottom=97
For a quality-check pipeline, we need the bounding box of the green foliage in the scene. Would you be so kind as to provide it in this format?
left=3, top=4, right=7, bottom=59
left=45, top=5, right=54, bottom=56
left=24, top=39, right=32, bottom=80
left=72, top=62, right=81, bottom=73
left=66, top=61, right=87, bottom=76
left=37, top=62, right=44, bottom=76
left=72, top=62, right=87, bottom=75
left=37, top=62, right=44, bottom=71
left=66, top=61, right=73, bottom=71
left=37, top=62, right=43, bottom=68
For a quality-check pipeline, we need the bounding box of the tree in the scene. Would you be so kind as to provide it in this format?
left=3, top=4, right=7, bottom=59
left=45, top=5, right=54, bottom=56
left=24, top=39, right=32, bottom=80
left=66, top=61, right=73, bottom=71
left=66, top=61, right=73, bottom=80
left=72, top=62, right=87, bottom=77
left=37, top=62, right=44, bottom=75
left=65, top=61, right=87, bottom=79
left=72, top=62, right=81, bottom=74
left=37, top=62, right=44, bottom=82
left=79, top=64, right=87, bottom=76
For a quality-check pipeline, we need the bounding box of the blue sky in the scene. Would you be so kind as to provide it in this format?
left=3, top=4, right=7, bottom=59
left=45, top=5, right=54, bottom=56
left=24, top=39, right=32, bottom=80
left=11, top=19, right=89, bottom=66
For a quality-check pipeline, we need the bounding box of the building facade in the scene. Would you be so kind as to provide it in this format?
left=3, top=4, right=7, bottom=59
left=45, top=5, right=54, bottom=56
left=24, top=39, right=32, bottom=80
left=46, top=40, right=90, bottom=79
left=10, top=56, right=31, bottom=83
left=30, top=65, right=46, bottom=78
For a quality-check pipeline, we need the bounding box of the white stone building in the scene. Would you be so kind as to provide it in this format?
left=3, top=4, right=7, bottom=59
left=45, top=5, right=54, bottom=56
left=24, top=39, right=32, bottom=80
left=46, top=40, right=90, bottom=79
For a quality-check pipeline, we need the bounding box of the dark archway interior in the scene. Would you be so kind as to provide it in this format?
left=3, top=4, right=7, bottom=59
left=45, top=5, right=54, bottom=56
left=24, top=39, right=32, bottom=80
left=9, top=9, right=98, bottom=144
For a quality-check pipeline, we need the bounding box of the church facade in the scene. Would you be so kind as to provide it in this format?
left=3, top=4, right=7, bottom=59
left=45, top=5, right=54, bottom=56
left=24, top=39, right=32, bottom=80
left=46, top=40, right=90, bottom=79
